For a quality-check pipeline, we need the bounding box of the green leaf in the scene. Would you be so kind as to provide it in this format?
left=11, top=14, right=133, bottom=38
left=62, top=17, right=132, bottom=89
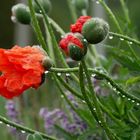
left=107, top=46, right=140, bottom=75
left=26, top=133, right=44, bottom=140
left=126, top=76, right=140, bottom=86
left=26, top=134, right=34, bottom=140
left=33, top=133, right=44, bottom=140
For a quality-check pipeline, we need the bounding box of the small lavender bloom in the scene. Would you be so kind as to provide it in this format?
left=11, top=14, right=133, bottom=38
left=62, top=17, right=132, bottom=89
left=5, top=100, right=22, bottom=136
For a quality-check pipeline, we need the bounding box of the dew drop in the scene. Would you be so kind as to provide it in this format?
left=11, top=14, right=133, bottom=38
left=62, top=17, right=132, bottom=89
left=129, top=41, right=133, bottom=44
left=66, top=73, right=70, bottom=77
left=21, top=130, right=26, bottom=134
left=11, top=16, right=17, bottom=23
left=131, top=100, right=135, bottom=103
left=122, top=95, right=125, bottom=98
left=57, top=73, right=61, bottom=76
left=120, top=38, right=124, bottom=41
left=39, top=10, right=42, bottom=13
left=45, top=71, right=49, bottom=74
left=117, top=91, right=120, bottom=94
left=96, top=1, right=100, bottom=4
left=93, top=108, right=96, bottom=111
left=113, top=88, right=116, bottom=91
left=91, top=74, right=96, bottom=77
left=109, top=36, right=113, bottom=40
left=7, top=124, right=10, bottom=127
left=136, top=103, right=140, bottom=106
left=61, top=95, right=64, bottom=98
left=0, top=121, right=3, bottom=124
left=98, top=120, right=101, bottom=124
left=128, top=98, right=131, bottom=101
left=82, top=100, right=86, bottom=103
left=61, top=35, right=64, bottom=38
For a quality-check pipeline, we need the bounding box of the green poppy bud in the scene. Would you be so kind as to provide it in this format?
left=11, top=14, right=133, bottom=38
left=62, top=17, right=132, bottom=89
left=73, top=0, right=89, bottom=10
left=82, top=18, right=109, bottom=44
left=33, top=0, right=52, bottom=14
left=42, top=56, right=53, bottom=70
left=68, top=44, right=87, bottom=61
left=11, top=3, right=31, bottom=24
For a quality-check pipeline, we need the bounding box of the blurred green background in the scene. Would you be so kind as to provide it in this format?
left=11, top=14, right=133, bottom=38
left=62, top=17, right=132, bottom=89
left=0, top=0, right=140, bottom=140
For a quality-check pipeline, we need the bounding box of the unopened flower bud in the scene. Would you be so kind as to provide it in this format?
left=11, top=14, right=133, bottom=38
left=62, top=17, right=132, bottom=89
left=73, top=0, right=89, bottom=10
left=33, top=0, right=52, bottom=14
left=82, top=18, right=109, bottom=44
left=59, top=33, right=88, bottom=61
left=42, top=56, right=53, bottom=70
left=11, top=3, right=31, bottom=25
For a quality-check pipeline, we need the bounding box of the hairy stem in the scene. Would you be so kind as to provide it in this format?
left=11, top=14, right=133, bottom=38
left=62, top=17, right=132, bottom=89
left=0, top=115, right=56, bottom=140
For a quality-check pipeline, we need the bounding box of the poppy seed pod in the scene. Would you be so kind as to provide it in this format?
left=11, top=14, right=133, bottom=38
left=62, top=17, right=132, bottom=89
left=73, top=0, right=89, bottom=10
left=33, top=0, right=52, bottom=14
left=11, top=3, right=31, bottom=24
left=42, top=56, right=53, bottom=70
left=59, top=33, right=88, bottom=61
left=82, top=18, right=109, bottom=44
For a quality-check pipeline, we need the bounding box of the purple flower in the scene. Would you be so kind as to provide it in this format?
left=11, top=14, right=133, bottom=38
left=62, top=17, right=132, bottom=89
left=5, top=100, right=25, bottom=139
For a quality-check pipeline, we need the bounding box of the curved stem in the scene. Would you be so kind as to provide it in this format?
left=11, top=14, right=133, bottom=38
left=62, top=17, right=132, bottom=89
left=78, top=63, right=99, bottom=122
left=34, top=0, right=67, bottom=67
left=28, top=0, right=48, bottom=53
left=0, top=115, right=56, bottom=140
left=48, top=17, right=65, bottom=36
left=66, top=0, right=77, bottom=22
left=81, top=60, right=117, bottom=140
left=119, top=0, right=131, bottom=24
left=98, top=0, right=122, bottom=33
left=50, top=67, right=140, bottom=104
left=53, top=73, right=92, bottom=127
left=98, top=0, right=138, bottom=60
left=109, top=32, right=140, bottom=46
left=55, top=74, right=83, bottom=100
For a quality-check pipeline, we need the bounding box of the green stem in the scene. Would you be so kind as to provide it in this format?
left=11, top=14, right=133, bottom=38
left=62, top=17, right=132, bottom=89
left=34, top=0, right=67, bottom=67
left=53, top=73, right=92, bottom=127
left=55, top=74, right=83, bottom=100
left=98, top=101, right=123, bottom=126
left=81, top=9, right=87, bottom=16
left=109, top=32, right=140, bottom=46
left=78, top=63, right=99, bottom=122
left=98, top=0, right=138, bottom=60
left=98, top=0, right=122, bottom=33
left=119, top=0, right=131, bottom=24
left=28, top=0, right=48, bottom=53
left=50, top=67, right=140, bottom=105
left=66, top=0, right=77, bottom=22
left=48, top=17, right=65, bottom=36
left=34, top=0, right=80, bottom=84
left=0, top=115, right=56, bottom=140
left=81, top=60, right=117, bottom=140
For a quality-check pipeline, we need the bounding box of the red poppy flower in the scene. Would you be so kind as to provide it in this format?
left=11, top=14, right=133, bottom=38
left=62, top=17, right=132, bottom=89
left=70, top=16, right=92, bottom=33
left=59, top=33, right=83, bottom=54
left=0, top=45, right=46, bottom=99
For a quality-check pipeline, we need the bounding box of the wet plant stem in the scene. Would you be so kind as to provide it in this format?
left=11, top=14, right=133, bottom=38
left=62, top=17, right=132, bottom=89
left=80, top=60, right=118, bottom=140
left=0, top=115, right=56, bottom=140
left=28, top=0, right=48, bottom=53
left=50, top=67, right=140, bottom=104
